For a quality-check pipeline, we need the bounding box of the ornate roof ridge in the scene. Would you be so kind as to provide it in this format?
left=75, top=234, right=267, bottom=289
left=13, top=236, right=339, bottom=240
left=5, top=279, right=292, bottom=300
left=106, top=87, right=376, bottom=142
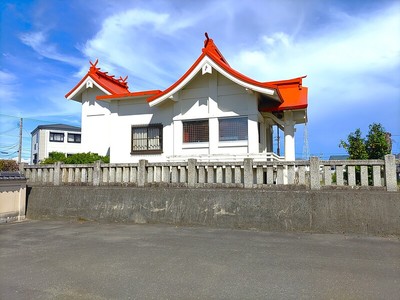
left=203, top=32, right=230, bottom=66
left=88, top=59, right=129, bottom=89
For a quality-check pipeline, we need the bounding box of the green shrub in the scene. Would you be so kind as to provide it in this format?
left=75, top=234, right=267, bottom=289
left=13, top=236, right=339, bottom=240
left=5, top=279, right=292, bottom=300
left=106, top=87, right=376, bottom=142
left=41, top=152, right=109, bottom=164
left=0, top=159, right=19, bottom=171
left=40, top=152, right=67, bottom=164
left=65, top=152, right=109, bottom=164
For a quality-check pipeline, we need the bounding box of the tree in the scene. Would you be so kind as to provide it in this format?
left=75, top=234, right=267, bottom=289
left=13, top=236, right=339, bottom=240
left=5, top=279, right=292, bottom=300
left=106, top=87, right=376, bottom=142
left=340, top=123, right=391, bottom=159
left=0, top=159, right=19, bottom=171
left=365, top=123, right=391, bottom=159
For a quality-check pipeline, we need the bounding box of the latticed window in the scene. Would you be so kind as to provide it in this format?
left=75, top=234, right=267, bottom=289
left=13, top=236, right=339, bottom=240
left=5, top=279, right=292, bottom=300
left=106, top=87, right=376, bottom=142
left=131, top=124, right=163, bottom=154
left=183, top=120, right=209, bottom=143
left=219, top=117, right=248, bottom=141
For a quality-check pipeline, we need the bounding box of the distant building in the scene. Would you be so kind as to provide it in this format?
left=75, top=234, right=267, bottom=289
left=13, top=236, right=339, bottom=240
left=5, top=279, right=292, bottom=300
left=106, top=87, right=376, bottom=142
left=30, top=124, right=81, bottom=164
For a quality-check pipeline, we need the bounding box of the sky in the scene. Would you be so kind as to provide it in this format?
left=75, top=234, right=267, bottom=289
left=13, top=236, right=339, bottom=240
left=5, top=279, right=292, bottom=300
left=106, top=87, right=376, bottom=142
left=0, top=0, right=399, bottom=162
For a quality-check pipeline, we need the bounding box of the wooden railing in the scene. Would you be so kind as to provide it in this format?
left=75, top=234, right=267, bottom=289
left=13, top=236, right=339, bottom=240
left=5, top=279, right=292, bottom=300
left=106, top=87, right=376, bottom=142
left=21, top=155, right=399, bottom=191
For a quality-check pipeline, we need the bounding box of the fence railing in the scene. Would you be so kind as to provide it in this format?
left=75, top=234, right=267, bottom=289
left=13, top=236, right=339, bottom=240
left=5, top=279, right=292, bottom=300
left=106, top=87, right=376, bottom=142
left=21, top=155, right=399, bottom=191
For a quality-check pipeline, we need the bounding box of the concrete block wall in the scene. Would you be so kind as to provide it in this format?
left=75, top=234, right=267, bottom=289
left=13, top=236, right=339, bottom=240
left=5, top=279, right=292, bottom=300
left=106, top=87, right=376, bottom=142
left=26, top=186, right=400, bottom=236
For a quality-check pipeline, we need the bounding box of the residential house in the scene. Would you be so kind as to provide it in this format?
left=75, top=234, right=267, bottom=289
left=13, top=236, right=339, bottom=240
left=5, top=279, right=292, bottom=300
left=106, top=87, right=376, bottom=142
left=31, top=124, right=81, bottom=164
left=65, top=34, right=308, bottom=163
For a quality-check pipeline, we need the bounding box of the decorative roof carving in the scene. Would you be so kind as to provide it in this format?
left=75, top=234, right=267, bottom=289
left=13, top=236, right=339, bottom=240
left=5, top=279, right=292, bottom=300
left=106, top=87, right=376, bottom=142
left=88, top=59, right=129, bottom=89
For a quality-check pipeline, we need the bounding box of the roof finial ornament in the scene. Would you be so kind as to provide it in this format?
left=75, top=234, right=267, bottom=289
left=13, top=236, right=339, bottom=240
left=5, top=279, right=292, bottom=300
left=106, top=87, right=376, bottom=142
left=204, top=32, right=210, bottom=47
left=90, top=59, right=99, bottom=67
left=89, top=59, right=100, bottom=72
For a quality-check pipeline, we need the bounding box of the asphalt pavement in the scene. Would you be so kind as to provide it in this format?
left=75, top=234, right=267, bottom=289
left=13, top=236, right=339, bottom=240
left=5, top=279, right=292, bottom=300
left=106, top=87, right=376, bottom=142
left=1, top=220, right=399, bottom=299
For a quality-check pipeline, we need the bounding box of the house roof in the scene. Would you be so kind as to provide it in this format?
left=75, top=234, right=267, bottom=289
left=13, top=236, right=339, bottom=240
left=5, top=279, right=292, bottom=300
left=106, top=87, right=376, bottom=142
left=65, top=33, right=307, bottom=112
left=147, top=34, right=307, bottom=111
left=65, top=60, right=131, bottom=101
left=31, top=124, right=81, bottom=135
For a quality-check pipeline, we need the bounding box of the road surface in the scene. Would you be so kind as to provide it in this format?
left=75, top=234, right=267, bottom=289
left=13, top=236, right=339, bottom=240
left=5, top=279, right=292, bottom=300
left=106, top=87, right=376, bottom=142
left=1, top=220, right=399, bottom=299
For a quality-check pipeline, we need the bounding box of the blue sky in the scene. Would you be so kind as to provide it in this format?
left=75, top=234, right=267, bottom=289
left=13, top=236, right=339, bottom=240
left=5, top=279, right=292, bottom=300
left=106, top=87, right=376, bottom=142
left=1, top=0, right=399, bottom=162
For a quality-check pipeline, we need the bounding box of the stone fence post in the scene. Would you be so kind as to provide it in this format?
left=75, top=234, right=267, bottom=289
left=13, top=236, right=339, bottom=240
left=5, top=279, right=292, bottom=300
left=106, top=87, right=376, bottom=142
left=310, top=156, right=320, bottom=190
left=243, top=158, right=253, bottom=188
left=384, top=154, right=397, bottom=192
left=54, top=162, right=61, bottom=186
left=138, top=160, right=147, bottom=187
left=188, top=159, right=196, bottom=187
left=18, top=162, right=26, bottom=174
left=93, top=161, right=101, bottom=186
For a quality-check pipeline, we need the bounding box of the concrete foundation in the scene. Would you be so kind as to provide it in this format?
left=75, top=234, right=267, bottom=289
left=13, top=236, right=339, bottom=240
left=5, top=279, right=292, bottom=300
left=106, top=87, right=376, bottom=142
left=25, top=186, right=400, bottom=236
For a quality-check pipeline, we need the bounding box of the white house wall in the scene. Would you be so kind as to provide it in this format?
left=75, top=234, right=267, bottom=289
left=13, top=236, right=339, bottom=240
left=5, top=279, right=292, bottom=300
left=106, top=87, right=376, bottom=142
left=81, top=87, right=111, bottom=156
left=171, top=71, right=261, bottom=158
left=109, top=99, right=174, bottom=163
left=43, top=130, right=81, bottom=157
left=80, top=69, right=271, bottom=163
left=31, top=129, right=81, bottom=163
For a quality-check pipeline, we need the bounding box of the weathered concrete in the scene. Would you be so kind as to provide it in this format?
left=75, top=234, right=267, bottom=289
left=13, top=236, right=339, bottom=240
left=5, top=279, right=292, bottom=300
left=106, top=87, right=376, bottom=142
left=26, top=186, right=400, bottom=235
left=0, top=177, right=27, bottom=223
left=1, top=220, right=399, bottom=300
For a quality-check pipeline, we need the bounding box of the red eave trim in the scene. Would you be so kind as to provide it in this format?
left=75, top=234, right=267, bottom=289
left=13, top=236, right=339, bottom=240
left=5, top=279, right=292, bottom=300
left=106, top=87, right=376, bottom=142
left=265, top=76, right=307, bottom=86
left=260, top=104, right=308, bottom=112
left=97, top=90, right=162, bottom=100
left=207, top=51, right=277, bottom=89
left=146, top=39, right=306, bottom=104
left=65, top=73, right=90, bottom=98
left=147, top=52, right=207, bottom=103
left=65, top=73, right=121, bottom=99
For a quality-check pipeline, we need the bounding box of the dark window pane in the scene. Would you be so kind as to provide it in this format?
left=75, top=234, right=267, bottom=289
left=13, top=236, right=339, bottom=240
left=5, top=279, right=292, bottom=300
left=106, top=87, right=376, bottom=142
left=183, top=120, right=209, bottom=143
left=67, top=133, right=81, bottom=143
left=219, top=117, right=248, bottom=141
left=49, top=132, right=64, bottom=142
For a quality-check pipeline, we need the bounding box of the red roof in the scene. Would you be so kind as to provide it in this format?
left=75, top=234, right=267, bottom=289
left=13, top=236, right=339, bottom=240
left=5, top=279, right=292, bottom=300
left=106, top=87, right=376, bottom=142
left=96, top=90, right=161, bottom=100
left=65, top=60, right=131, bottom=99
left=147, top=33, right=307, bottom=111
left=66, top=34, right=307, bottom=112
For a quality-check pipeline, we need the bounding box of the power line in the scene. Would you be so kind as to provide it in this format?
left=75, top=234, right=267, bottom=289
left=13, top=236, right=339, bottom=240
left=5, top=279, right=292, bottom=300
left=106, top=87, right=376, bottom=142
left=0, top=113, right=80, bottom=124
left=0, top=143, right=19, bottom=150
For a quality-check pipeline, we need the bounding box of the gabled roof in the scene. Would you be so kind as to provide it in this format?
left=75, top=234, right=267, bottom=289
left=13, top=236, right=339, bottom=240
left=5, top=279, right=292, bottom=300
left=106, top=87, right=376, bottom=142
left=147, top=34, right=307, bottom=111
left=65, top=34, right=307, bottom=112
left=65, top=60, right=130, bottom=101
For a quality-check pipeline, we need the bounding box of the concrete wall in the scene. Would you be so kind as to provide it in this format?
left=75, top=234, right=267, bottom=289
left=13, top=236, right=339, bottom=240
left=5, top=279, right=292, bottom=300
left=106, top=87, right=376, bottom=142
left=0, top=179, right=27, bottom=223
left=26, top=186, right=400, bottom=236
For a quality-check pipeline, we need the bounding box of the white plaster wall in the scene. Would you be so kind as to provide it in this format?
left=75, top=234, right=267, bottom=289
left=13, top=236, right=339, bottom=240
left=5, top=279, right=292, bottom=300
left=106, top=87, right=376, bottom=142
left=172, top=71, right=261, bottom=157
left=109, top=99, right=173, bottom=163
left=78, top=69, right=267, bottom=163
left=81, top=87, right=111, bottom=156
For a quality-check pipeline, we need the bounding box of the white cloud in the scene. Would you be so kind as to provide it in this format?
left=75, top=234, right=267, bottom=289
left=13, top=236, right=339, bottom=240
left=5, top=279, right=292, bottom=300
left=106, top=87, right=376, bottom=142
left=19, top=31, right=84, bottom=67
left=230, top=3, right=400, bottom=107
left=82, top=8, right=201, bottom=90
left=0, top=70, right=19, bottom=101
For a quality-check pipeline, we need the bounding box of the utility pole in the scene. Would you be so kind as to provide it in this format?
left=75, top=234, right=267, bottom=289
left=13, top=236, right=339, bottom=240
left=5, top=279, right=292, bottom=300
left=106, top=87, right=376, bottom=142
left=18, top=118, right=22, bottom=164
